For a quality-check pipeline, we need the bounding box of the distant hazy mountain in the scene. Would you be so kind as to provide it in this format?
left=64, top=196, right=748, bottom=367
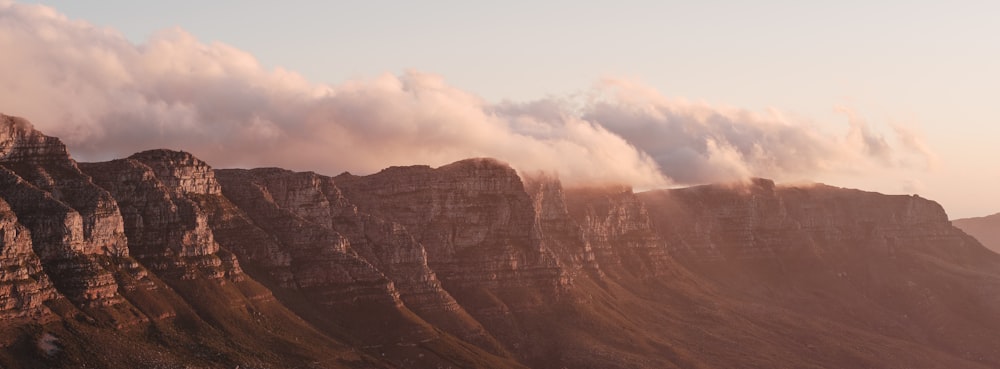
left=954, top=213, right=1000, bottom=253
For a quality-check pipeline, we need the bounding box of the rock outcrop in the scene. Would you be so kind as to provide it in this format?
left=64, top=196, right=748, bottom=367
left=334, top=159, right=574, bottom=361
left=335, top=160, right=570, bottom=316
left=213, top=168, right=445, bottom=345
left=0, top=116, right=128, bottom=258
left=0, top=197, right=57, bottom=319
left=216, top=168, right=503, bottom=350
left=638, top=179, right=978, bottom=262
left=80, top=154, right=232, bottom=282
left=0, top=115, right=130, bottom=310
left=563, top=185, right=677, bottom=279
left=523, top=175, right=601, bottom=278
left=214, top=169, right=400, bottom=305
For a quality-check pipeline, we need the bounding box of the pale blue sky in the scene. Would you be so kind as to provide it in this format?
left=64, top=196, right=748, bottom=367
left=18, top=1, right=1000, bottom=218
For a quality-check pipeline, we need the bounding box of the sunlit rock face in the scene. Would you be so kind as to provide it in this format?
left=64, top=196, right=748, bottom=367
left=0, top=197, right=57, bottom=318
left=214, top=168, right=401, bottom=308
left=0, top=115, right=128, bottom=258
left=216, top=168, right=503, bottom=351
left=335, top=159, right=570, bottom=315
left=213, top=168, right=446, bottom=346
left=127, top=150, right=223, bottom=196
left=0, top=114, right=128, bottom=307
left=333, top=159, right=572, bottom=358
left=80, top=151, right=238, bottom=282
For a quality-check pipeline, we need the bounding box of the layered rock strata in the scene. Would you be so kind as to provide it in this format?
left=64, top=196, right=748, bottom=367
left=638, top=179, right=980, bottom=262
left=218, top=168, right=500, bottom=348
left=79, top=151, right=236, bottom=282
left=0, top=197, right=57, bottom=318
left=335, top=159, right=570, bottom=318
left=211, top=168, right=450, bottom=345
left=563, top=185, right=675, bottom=279
left=523, top=176, right=601, bottom=277
left=214, top=169, right=400, bottom=307
left=0, top=115, right=130, bottom=309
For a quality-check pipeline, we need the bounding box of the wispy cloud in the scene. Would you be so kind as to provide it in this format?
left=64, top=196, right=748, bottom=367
left=891, top=123, right=939, bottom=170
left=0, top=2, right=935, bottom=188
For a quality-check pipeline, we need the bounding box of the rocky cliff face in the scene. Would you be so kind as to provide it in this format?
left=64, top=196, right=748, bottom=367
left=0, top=115, right=131, bottom=310
left=0, top=197, right=57, bottom=319
left=638, top=179, right=974, bottom=262
left=523, top=176, right=602, bottom=279
left=335, top=160, right=569, bottom=317
left=215, top=168, right=502, bottom=349
left=561, top=185, right=678, bottom=280
left=78, top=151, right=235, bottom=282
left=214, top=169, right=399, bottom=306
left=212, top=167, right=450, bottom=347
left=334, top=160, right=575, bottom=362
left=0, top=116, right=430, bottom=369
left=0, top=116, right=128, bottom=258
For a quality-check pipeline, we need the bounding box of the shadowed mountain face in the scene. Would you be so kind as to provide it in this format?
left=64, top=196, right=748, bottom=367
left=1, top=113, right=1000, bottom=369
left=954, top=213, right=1000, bottom=253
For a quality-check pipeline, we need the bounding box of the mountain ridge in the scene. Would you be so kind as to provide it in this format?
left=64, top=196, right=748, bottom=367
left=0, top=113, right=998, bottom=368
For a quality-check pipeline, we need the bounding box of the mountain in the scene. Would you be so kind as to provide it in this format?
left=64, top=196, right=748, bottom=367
left=1, top=113, right=999, bottom=368
left=953, top=213, right=1000, bottom=253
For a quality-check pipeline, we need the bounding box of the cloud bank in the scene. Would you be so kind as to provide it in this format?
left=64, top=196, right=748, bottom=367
left=0, top=2, right=933, bottom=188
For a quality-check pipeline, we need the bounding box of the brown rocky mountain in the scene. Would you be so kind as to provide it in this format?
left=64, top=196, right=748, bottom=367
left=954, top=212, right=1000, bottom=253
left=1, top=112, right=999, bottom=368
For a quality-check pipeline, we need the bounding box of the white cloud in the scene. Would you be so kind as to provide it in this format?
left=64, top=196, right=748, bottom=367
left=0, top=2, right=934, bottom=188
left=578, top=79, right=932, bottom=183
